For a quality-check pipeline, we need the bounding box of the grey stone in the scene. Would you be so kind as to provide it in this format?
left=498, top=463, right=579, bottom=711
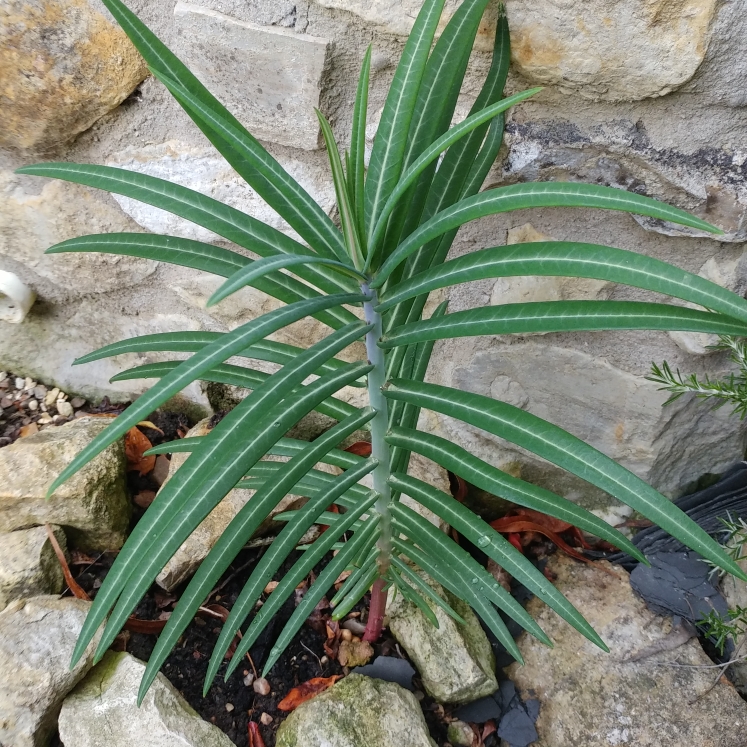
left=386, top=567, right=497, bottom=705
left=58, top=651, right=236, bottom=747
left=0, top=0, right=148, bottom=150
left=172, top=3, right=330, bottom=150
left=0, top=417, right=131, bottom=551
left=105, top=141, right=336, bottom=244
left=443, top=341, right=745, bottom=514
left=0, top=525, right=66, bottom=611
left=275, top=674, right=436, bottom=747
left=0, top=596, right=103, bottom=747
left=507, top=554, right=747, bottom=747
left=720, top=544, right=747, bottom=696
left=0, top=169, right=157, bottom=300
left=446, top=720, right=474, bottom=747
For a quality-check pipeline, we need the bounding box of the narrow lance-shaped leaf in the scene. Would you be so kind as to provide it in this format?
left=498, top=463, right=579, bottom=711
left=389, top=471, right=604, bottom=644
left=372, top=182, right=724, bottom=286
left=385, top=382, right=747, bottom=580
left=364, top=0, right=447, bottom=236
left=253, top=516, right=381, bottom=677
left=368, top=88, right=541, bottom=261
left=350, top=47, right=372, bottom=237
left=48, top=294, right=366, bottom=499
left=138, top=407, right=376, bottom=701
left=386, top=426, right=644, bottom=561
left=380, top=302, right=747, bottom=348
left=94, top=359, right=374, bottom=663
left=71, top=323, right=371, bottom=667
left=206, top=457, right=377, bottom=675
left=208, top=254, right=365, bottom=308
left=377, top=242, right=747, bottom=325
left=18, top=165, right=356, bottom=297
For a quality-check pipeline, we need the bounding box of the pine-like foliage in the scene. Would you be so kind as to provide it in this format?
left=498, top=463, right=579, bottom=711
left=18, top=0, right=747, bottom=701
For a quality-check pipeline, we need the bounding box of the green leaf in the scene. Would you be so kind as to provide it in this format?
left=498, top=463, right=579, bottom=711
left=330, top=562, right=380, bottom=620
left=390, top=555, right=465, bottom=624
left=138, top=408, right=375, bottom=701
left=368, top=89, right=541, bottom=259
left=386, top=426, right=643, bottom=561
left=109, top=361, right=359, bottom=423
left=150, top=67, right=348, bottom=262
left=317, top=111, right=365, bottom=269
left=93, top=358, right=374, bottom=663
left=372, top=183, right=724, bottom=286
left=392, top=536, right=524, bottom=662
left=389, top=471, right=602, bottom=644
left=363, top=0, right=447, bottom=237
left=71, top=325, right=371, bottom=668
left=74, top=331, right=360, bottom=384
left=19, top=166, right=355, bottom=297
left=380, top=301, right=747, bottom=348
left=377, top=242, right=747, bottom=324
left=49, top=295, right=366, bottom=500
left=234, top=511, right=381, bottom=679
left=350, top=47, right=372, bottom=237
left=390, top=569, right=440, bottom=628
left=209, top=253, right=364, bottom=309
left=204, top=457, right=377, bottom=688
left=385, top=382, right=747, bottom=580
left=392, top=502, right=553, bottom=646
left=329, top=547, right=377, bottom=606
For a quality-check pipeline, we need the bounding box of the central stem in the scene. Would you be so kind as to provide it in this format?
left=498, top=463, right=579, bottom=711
left=361, top=283, right=392, bottom=642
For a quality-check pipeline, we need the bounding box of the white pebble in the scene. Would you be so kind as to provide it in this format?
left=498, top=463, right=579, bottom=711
left=38, top=414, right=53, bottom=424
left=260, top=712, right=273, bottom=726
left=0, top=372, right=6, bottom=381
left=24, top=378, right=36, bottom=391
left=253, top=677, right=271, bottom=696
left=56, top=401, right=73, bottom=418
left=44, top=388, right=60, bottom=407
left=243, top=672, right=255, bottom=687
left=225, top=703, right=234, bottom=713
left=28, top=399, right=38, bottom=411
left=14, top=378, right=24, bottom=390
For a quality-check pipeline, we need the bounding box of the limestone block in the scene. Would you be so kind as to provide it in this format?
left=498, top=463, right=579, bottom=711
left=0, top=417, right=130, bottom=551
left=490, top=223, right=612, bottom=307
left=387, top=567, right=497, bottom=704
left=314, top=0, right=500, bottom=52
left=106, top=141, right=336, bottom=244
left=504, top=0, right=718, bottom=101
left=1, top=170, right=157, bottom=299
left=58, top=652, right=236, bottom=747
left=172, top=2, right=330, bottom=150
left=275, top=674, right=436, bottom=747
left=0, top=596, right=103, bottom=747
left=669, top=255, right=747, bottom=354
left=0, top=525, right=66, bottom=611
left=508, top=555, right=747, bottom=747
left=155, top=418, right=308, bottom=591
left=444, top=341, right=745, bottom=510
left=0, top=0, right=148, bottom=150
left=0, top=294, right=208, bottom=406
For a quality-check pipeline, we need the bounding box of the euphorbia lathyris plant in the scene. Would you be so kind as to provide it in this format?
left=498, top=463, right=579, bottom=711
left=19, top=0, right=747, bottom=701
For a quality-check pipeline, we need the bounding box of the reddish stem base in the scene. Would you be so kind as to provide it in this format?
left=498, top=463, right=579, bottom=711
left=362, top=577, right=387, bottom=642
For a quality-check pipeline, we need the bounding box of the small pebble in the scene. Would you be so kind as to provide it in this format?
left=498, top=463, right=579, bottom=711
left=0, top=397, right=12, bottom=409
left=341, top=629, right=353, bottom=642
left=0, top=372, right=6, bottom=381
left=23, top=378, right=36, bottom=391
left=243, top=672, right=255, bottom=687
left=44, top=388, right=60, bottom=407
left=225, top=703, right=234, bottom=713
left=70, top=396, right=86, bottom=408
left=260, top=713, right=273, bottom=726
left=33, top=385, right=47, bottom=399
left=320, top=655, right=329, bottom=665
left=151, top=454, right=171, bottom=486
left=38, top=414, right=53, bottom=424
left=264, top=580, right=279, bottom=595
left=253, top=677, right=271, bottom=696
left=14, top=378, right=24, bottom=390
left=56, top=401, right=74, bottom=418
left=19, top=423, right=39, bottom=438
left=27, top=399, right=38, bottom=411
left=0, top=377, right=9, bottom=389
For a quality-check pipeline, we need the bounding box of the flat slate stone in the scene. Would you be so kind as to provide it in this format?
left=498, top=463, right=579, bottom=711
left=173, top=2, right=330, bottom=150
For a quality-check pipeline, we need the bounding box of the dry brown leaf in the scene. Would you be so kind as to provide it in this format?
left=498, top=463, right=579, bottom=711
left=337, top=639, right=373, bottom=668
left=277, top=675, right=342, bottom=712
left=125, top=426, right=155, bottom=475
left=248, top=722, right=267, bottom=747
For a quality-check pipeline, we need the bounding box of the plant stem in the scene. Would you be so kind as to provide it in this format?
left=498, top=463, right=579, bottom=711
left=361, top=283, right=392, bottom=642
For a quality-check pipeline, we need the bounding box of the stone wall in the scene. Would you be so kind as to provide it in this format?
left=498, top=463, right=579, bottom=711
left=2, top=0, right=746, bottom=513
